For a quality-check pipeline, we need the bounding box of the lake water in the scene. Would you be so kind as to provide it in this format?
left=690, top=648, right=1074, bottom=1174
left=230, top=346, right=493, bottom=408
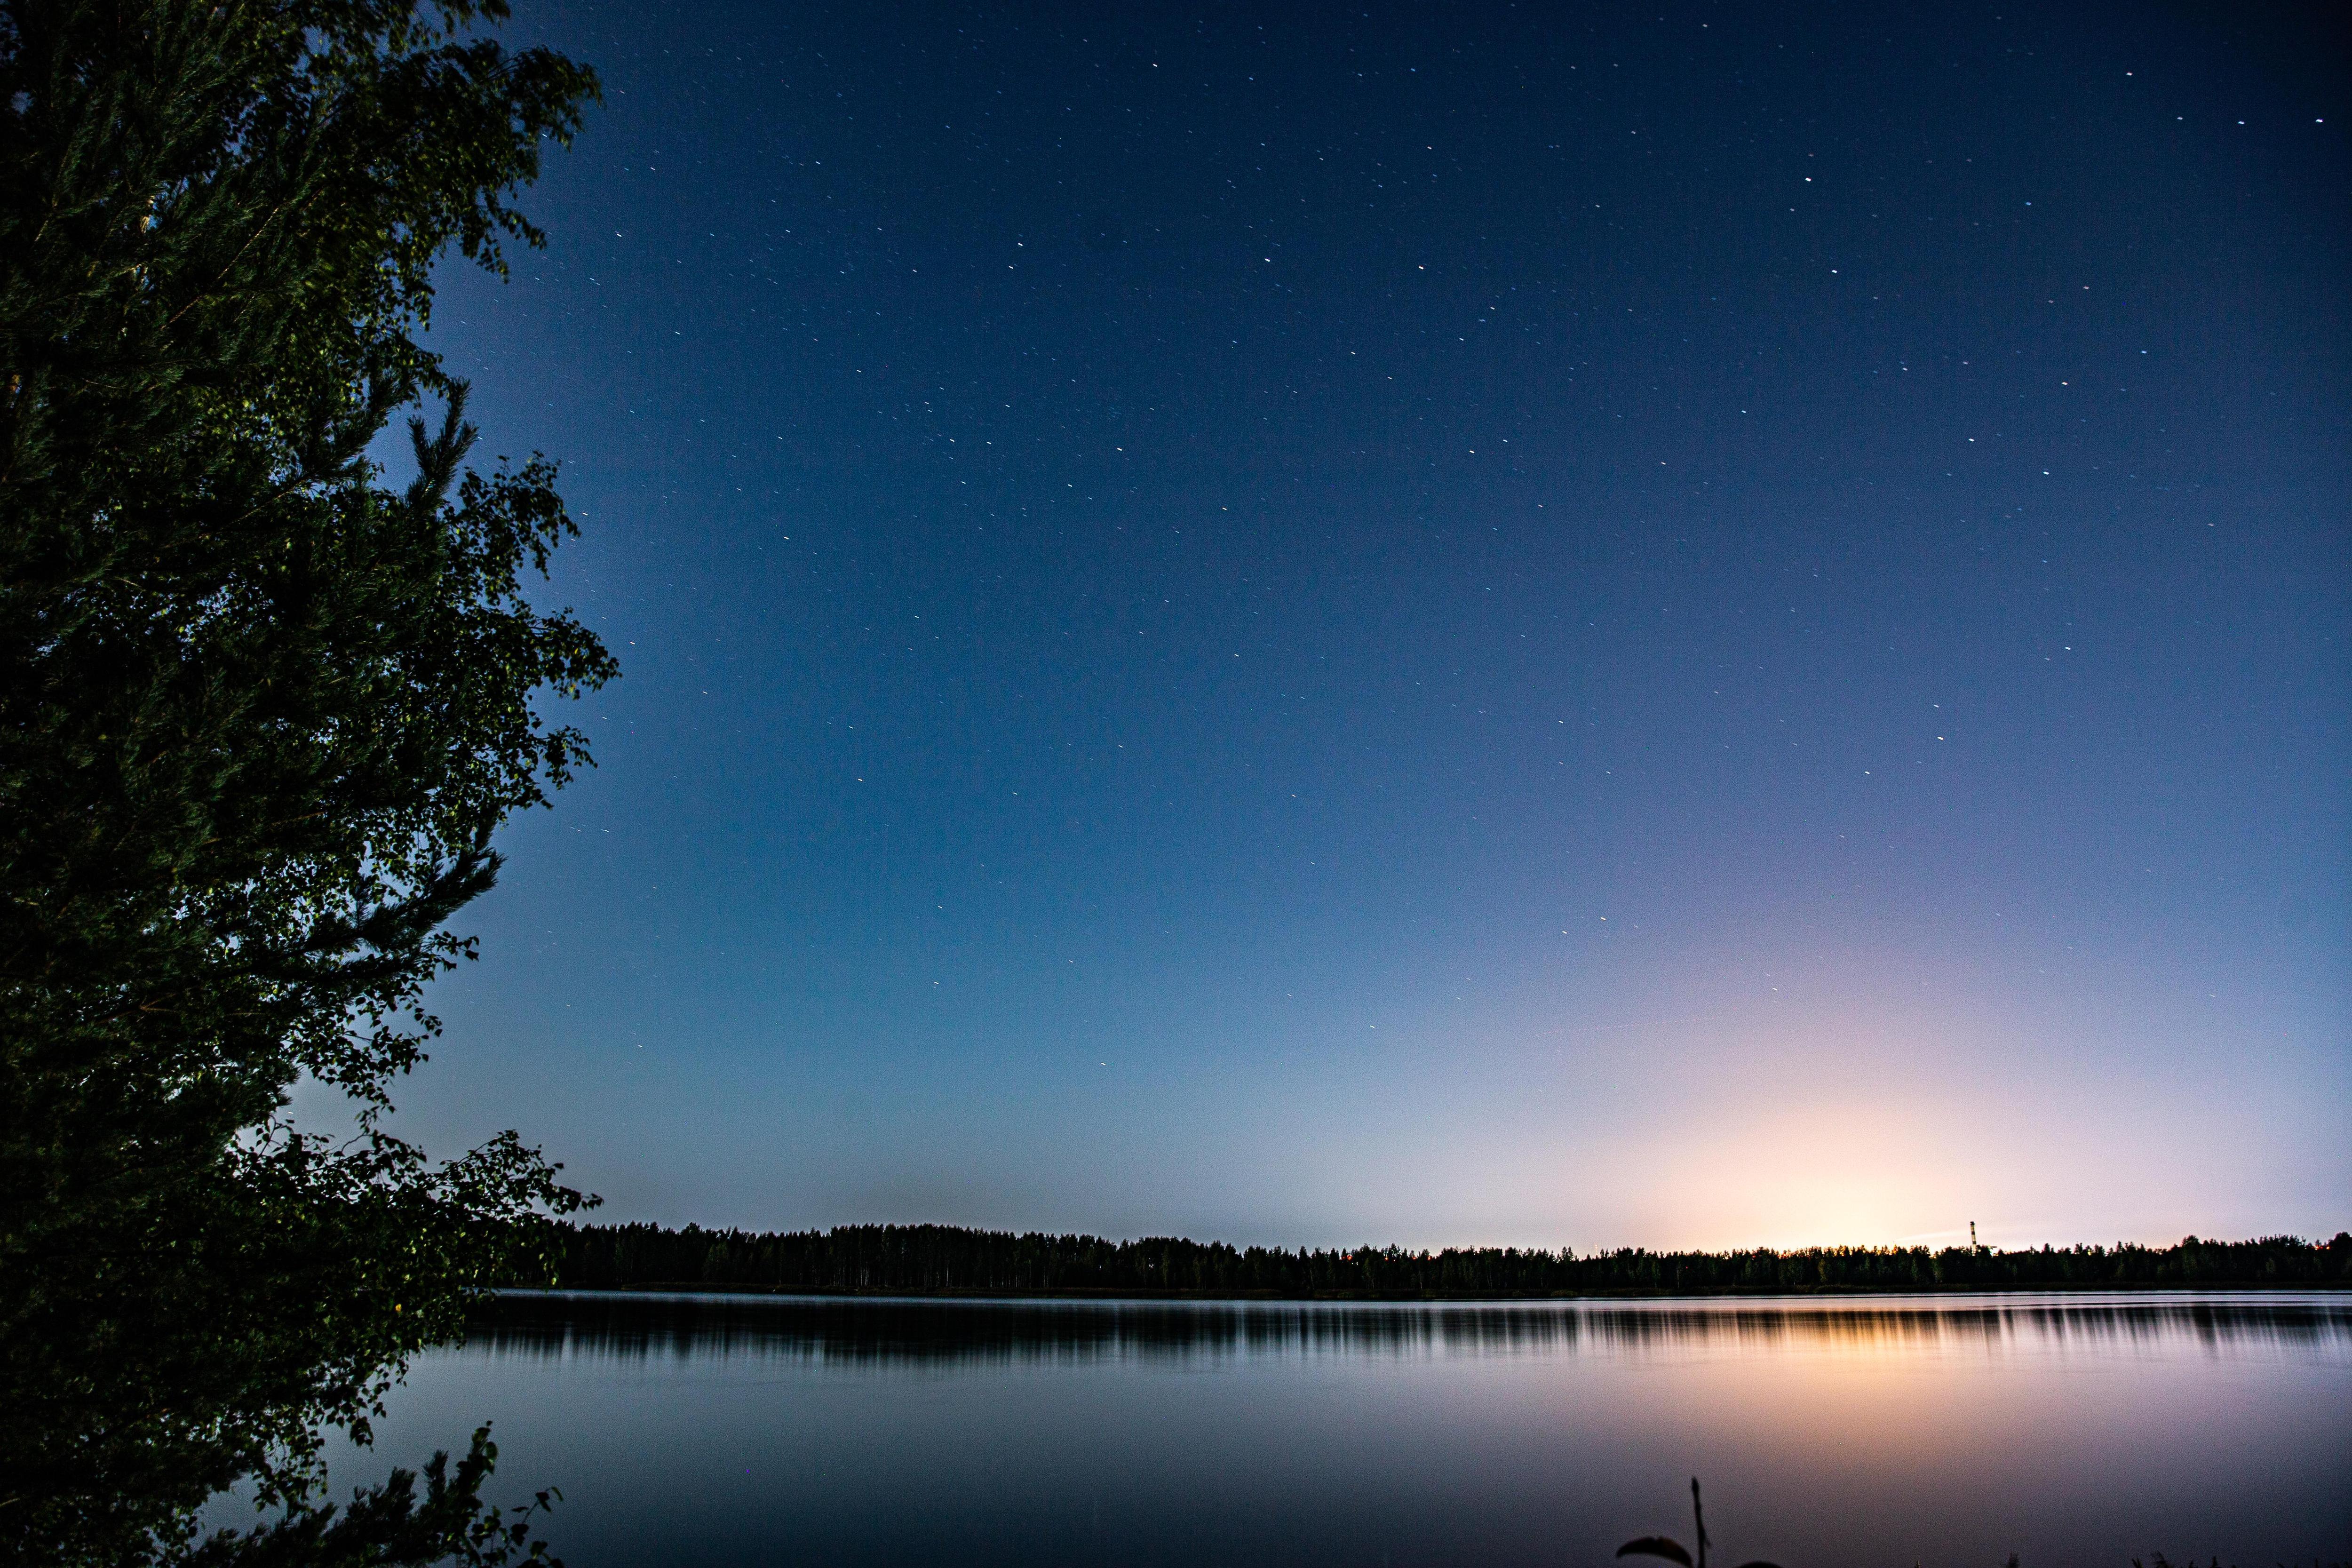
left=335, top=1291, right=2349, bottom=1567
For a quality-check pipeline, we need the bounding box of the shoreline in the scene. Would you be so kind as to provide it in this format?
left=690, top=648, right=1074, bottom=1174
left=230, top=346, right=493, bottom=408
left=487, top=1280, right=2352, bottom=1304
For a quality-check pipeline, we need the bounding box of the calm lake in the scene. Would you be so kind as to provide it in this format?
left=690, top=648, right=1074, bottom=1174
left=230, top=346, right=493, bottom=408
left=329, top=1290, right=2350, bottom=1567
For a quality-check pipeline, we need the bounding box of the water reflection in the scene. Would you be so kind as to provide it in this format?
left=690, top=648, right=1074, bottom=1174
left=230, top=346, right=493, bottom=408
left=469, top=1289, right=2352, bottom=1369
left=398, top=1291, right=2352, bottom=1566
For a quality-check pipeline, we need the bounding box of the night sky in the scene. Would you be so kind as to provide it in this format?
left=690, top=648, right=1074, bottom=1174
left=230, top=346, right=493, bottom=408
left=371, top=1, right=2349, bottom=1250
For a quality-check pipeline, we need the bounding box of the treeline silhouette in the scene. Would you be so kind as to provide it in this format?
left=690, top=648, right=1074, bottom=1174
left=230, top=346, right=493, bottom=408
left=529, top=1224, right=2352, bottom=1298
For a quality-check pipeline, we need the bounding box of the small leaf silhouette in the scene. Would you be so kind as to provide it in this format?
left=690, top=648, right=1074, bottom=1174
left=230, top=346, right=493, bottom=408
left=1616, top=1539, right=1695, bottom=1567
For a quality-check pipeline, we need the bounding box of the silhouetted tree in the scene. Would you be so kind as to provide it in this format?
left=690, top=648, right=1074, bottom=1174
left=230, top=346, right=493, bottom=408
left=0, top=1, right=608, bottom=1560
left=539, top=1223, right=2352, bottom=1299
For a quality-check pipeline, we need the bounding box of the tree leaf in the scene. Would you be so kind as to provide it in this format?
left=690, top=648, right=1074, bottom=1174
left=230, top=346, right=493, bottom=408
left=1616, top=1539, right=1696, bottom=1566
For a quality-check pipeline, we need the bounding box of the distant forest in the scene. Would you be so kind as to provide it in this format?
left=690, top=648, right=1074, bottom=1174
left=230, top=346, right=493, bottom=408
left=529, top=1223, right=2352, bottom=1298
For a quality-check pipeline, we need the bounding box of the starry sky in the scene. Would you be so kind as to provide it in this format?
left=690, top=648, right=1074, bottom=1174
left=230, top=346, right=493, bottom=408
left=375, top=1, right=2350, bottom=1250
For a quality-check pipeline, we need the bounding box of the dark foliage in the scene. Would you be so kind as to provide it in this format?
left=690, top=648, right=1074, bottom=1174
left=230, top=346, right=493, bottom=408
left=1616, top=1477, right=1781, bottom=1568
left=177, top=1429, right=559, bottom=1568
left=539, top=1223, right=2352, bottom=1298
left=0, top=1, right=608, bottom=1561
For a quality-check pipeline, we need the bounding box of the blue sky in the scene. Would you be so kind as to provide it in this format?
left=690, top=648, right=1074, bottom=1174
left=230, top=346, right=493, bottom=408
left=348, top=0, right=2349, bottom=1249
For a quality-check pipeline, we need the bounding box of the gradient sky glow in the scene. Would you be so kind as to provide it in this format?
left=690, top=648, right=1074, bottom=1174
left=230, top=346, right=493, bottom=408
left=355, top=0, right=2350, bottom=1250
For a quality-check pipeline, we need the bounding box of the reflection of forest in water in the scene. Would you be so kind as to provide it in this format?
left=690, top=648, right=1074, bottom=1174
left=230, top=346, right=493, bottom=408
left=465, top=1292, right=2352, bottom=1370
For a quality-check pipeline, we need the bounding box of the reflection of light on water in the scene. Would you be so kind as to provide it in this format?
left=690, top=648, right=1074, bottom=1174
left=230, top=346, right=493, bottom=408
left=460, top=1291, right=2352, bottom=1374
left=332, top=1289, right=2352, bottom=1566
